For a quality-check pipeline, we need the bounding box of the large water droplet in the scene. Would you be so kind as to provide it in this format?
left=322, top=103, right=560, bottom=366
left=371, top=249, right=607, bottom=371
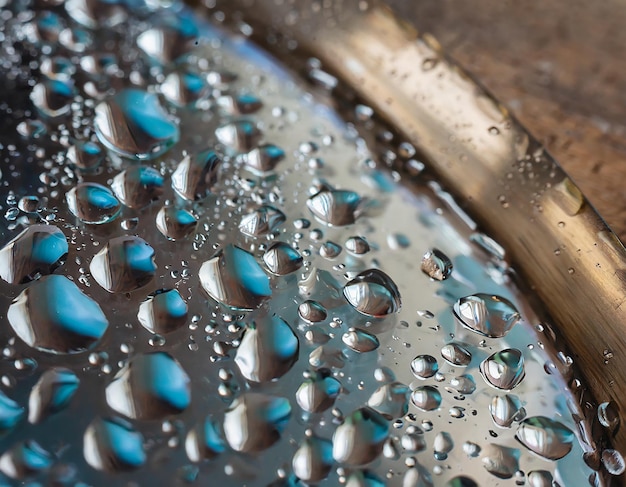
left=137, top=16, right=198, bottom=64
left=367, top=382, right=409, bottom=420
left=343, top=269, right=401, bottom=317
left=28, top=368, right=79, bottom=424
left=215, top=120, right=261, bottom=152
left=440, top=342, right=472, bottom=367
left=156, top=206, right=198, bottom=240
left=296, top=369, right=341, bottom=413
left=489, top=394, right=526, bottom=428
left=106, top=352, right=191, bottom=420
left=263, top=242, right=303, bottom=276
left=481, top=444, right=520, bottom=479
left=138, top=289, right=188, bottom=334
left=31, top=79, right=75, bottom=118
left=95, top=89, right=179, bottom=160
left=239, top=205, right=286, bottom=238
left=433, top=431, right=454, bottom=460
left=234, top=315, right=299, bottom=383
left=0, top=390, right=24, bottom=432
left=332, top=407, right=389, bottom=465
left=90, top=236, right=156, bottom=293
left=8, top=275, right=109, bottom=354
left=0, top=225, right=68, bottom=284
left=480, top=348, right=525, bottom=390
left=453, top=294, right=521, bottom=338
left=185, top=417, right=226, bottom=462
left=292, top=436, right=333, bottom=483
left=0, top=440, right=53, bottom=480
left=66, top=183, right=122, bottom=224
left=199, top=244, right=271, bottom=310
left=245, top=144, right=285, bottom=174
left=515, top=416, right=574, bottom=460
left=421, top=248, right=453, bottom=281
left=411, top=355, right=439, bottom=379
left=307, top=187, right=364, bottom=226
left=161, top=71, right=207, bottom=106
left=83, top=417, right=146, bottom=472
left=171, top=149, right=222, bottom=201
left=112, top=166, right=164, bottom=209
left=601, top=449, right=625, bottom=475
left=342, top=327, right=380, bottom=353
left=223, top=393, right=291, bottom=453
left=411, top=386, right=441, bottom=412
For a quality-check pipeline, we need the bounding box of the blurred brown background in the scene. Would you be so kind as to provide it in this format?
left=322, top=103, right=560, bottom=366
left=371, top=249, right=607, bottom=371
left=387, top=0, right=626, bottom=241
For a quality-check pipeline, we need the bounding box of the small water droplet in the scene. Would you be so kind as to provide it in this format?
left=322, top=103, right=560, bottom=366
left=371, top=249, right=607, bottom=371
left=307, top=187, right=364, bottom=226
left=292, top=436, right=333, bottom=483
left=601, top=449, right=625, bottom=475
left=83, top=417, right=145, bottom=472
left=345, top=236, right=370, bottom=255
left=342, top=327, right=380, bottom=353
left=66, top=183, right=122, bottom=224
left=421, top=249, right=453, bottom=281
left=481, top=443, right=520, bottom=479
left=138, top=289, right=188, bottom=334
left=296, top=369, right=341, bottom=413
left=31, top=79, right=76, bottom=118
left=454, top=294, right=521, bottom=338
left=0, top=390, right=24, bottom=432
left=137, top=17, right=198, bottom=64
left=162, top=71, right=207, bottom=106
left=171, top=149, right=222, bottom=201
left=343, top=269, right=401, bottom=317
left=239, top=205, right=286, bottom=238
left=411, top=386, right=441, bottom=412
left=490, top=394, right=526, bottom=428
left=245, top=144, right=285, bottom=173
left=480, top=348, right=525, bottom=390
left=156, top=206, right=197, bottom=240
left=216, top=93, right=263, bottom=115
left=216, top=119, right=261, bottom=153
left=112, top=166, right=164, bottom=209
left=367, top=382, right=409, bottom=420
left=441, top=343, right=472, bottom=367
left=0, top=440, right=53, bottom=480
left=332, top=407, right=389, bottom=465
left=185, top=417, right=226, bottom=462
left=28, top=368, right=79, bottom=423
left=66, top=141, right=104, bottom=171
left=411, top=355, right=439, bottom=379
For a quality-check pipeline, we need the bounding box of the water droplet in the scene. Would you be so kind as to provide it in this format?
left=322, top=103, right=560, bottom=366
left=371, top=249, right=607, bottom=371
left=156, top=206, right=197, bottom=240
left=171, top=149, right=222, bottom=201
left=90, top=236, right=156, bottom=293
left=66, top=183, right=122, bottom=224
left=239, top=205, right=286, bottom=238
left=235, top=315, right=299, bottom=383
left=83, top=417, right=146, bottom=472
left=245, top=144, right=285, bottom=173
left=332, top=407, right=389, bottom=465
left=95, top=89, right=179, bottom=160
left=223, top=393, right=291, bottom=453
left=320, top=241, right=342, bottom=260
left=480, top=349, right=525, bottom=390
left=446, top=477, right=478, bottom=487
left=31, top=79, right=75, bottom=118
left=515, top=416, right=574, bottom=460
left=433, top=431, right=454, bottom=460
left=601, top=449, right=625, bottom=475
left=296, top=369, right=341, bottom=413
left=298, top=300, right=327, bottom=324
left=28, top=368, right=79, bottom=423
left=454, top=294, right=521, bottom=338
left=162, top=71, right=207, bottom=106
left=65, top=0, right=127, bottom=28
left=527, top=470, right=554, bottom=487
left=66, top=141, right=104, bottom=171
left=597, top=401, right=620, bottom=433
left=401, top=431, right=427, bottom=454
left=481, top=444, right=520, bottom=479
left=8, top=275, right=108, bottom=353
left=410, top=386, right=441, bottom=412
left=307, top=187, right=364, bottom=226
left=463, top=442, right=481, bottom=458
left=490, top=394, right=526, bottom=428
left=411, top=355, right=439, bottom=379
left=342, top=327, right=380, bottom=353
left=0, top=225, right=68, bottom=284
left=17, top=120, right=46, bottom=139
left=112, top=166, right=164, bottom=209
left=0, top=390, right=24, bottom=432
left=292, top=436, right=333, bottom=483
left=441, top=343, right=472, bottom=367
left=215, top=120, right=261, bottom=153
left=18, top=196, right=40, bottom=213
left=0, top=440, right=53, bottom=479
left=137, top=17, right=198, bottom=64
left=199, top=244, right=271, bottom=310
left=343, top=269, right=401, bottom=317
left=263, top=242, right=303, bottom=276
left=185, top=417, right=226, bottom=462
left=367, top=382, right=409, bottom=420
left=345, top=236, right=370, bottom=255
left=216, top=93, right=263, bottom=115
left=421, top=249, right=453, bottom=281
left=450, top=374, right=476, bottom=395
left=106, top=352, right=191, bottom=420
left=138, top=289, right=188, bottom=334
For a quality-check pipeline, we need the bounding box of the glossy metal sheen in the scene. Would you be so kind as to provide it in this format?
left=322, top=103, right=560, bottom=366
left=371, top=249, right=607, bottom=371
left=208, top=0, right=626, bottom=452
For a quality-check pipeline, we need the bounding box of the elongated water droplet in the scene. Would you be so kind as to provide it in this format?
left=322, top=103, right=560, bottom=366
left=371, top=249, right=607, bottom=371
left=342, top=327, right=380, bottom=353
left=411, top=386, right=441, bottom=412
left=411, top=355, right=439, bottom=379
left=343, top=269, right=401, bottom=317
left=421, top=248, right=453, bottom=281
left=111, top=166, right=164, bottom=209
left=138, top=289, right=188, bottom=334
left=0, top=440, right=53, bottom=480
left=90, top=236, right=156, bottom=293
left=263, top=242, right=303, bottom=276
left=185, top=417, right=226, bottom=462
left=95, top=89, right=179, bottom=160
left=171, top=149, right=222, bottom=201
left=489, top=394, right=526, bottom=428
left=292, top=436, right=333, bottom=483
left=239, top=205, right=286, bottom=238
left=0, top=390, right=24, bottom=432
left=481, top=444, right=520, bottom=479
left=66, top=183, right=121, bottom=224
left=480, top=349, right=525, bottom=390
left=8, top=275, right=108, bottom=354
left=28, top=368, right=79, bottom=423
left=307, top=187, right=364, bottom=226
left=367, top=382, right=409, bottom=420
left=223, top=393, right=291, bottom=453
left=234, top=315, right=299, bottom=383
left=156, top=206, right=197, bottom=240
left=296, top=369, right=341, bottom=413
left=433, top=431, right=454, bottom=460
left=332, top=407, right=389, bottom=465
left=83, top=417, right=146, bottom=472
left=515, top=416, right=574, bottom=460
left=0, top=225, right=68, bottom=284
left=106, top=352, right=190, bottom=420
left=215, top=119, right=261, bottom=152
left=199, top=244, right=271, bottom=310
left=441, top=342, right=472, bottom=367
left=453, top=294, right=521, bottom=338
left=245, top=144, right=285, bottom=174
left=298, top=300, right=327, bottom=323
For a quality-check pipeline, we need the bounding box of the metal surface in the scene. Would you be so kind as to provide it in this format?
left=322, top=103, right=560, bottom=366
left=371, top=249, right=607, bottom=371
left=209, top=0, right=626, bottom=454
